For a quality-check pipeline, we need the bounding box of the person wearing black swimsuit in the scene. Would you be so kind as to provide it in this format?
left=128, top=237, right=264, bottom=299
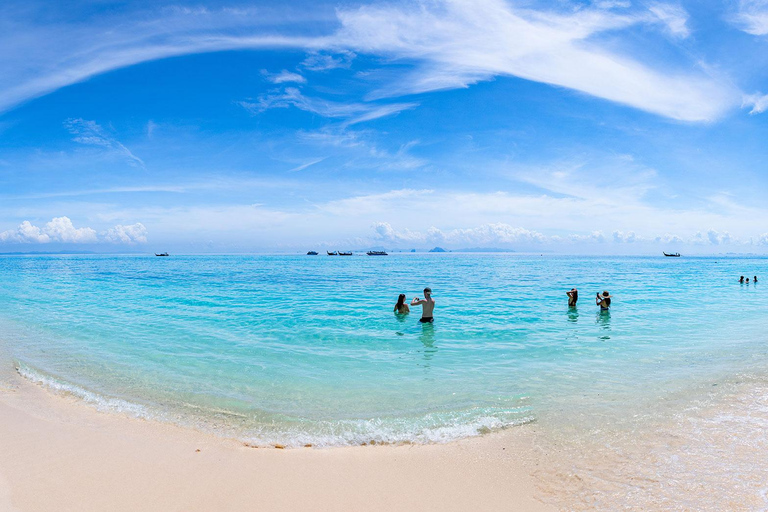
left=596, top=291, right=612, bottom=310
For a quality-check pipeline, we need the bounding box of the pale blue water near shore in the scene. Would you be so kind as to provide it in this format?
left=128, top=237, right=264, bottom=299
left=1, top=254, right=767, bottom=448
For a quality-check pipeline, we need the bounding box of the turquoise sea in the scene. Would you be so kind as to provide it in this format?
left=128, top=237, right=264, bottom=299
left=1, top=254, right=767, bottom=448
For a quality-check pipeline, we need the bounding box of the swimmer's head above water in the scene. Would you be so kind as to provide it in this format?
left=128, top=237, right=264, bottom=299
left=597, top=291, right=612, bottom=308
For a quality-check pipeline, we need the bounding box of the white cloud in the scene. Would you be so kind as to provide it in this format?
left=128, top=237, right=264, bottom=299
left=102, top=223, right=148, bottom=244
left=742, top=92, right=768, bottom=114
left=287, top=157, right=326, bottom=173
left=569, top=231, right=607, bottom=243
left=371, top=221, right=738, bottom=249
left=264, top=69, right=306, bottom=84
left=0, top=1, right=742, bottom=121
left=594, top=1, right=632, bottom=8
left=301, top=51, right=356, bottom=71
left=0, top=7, right=322, bottom=113
left=654, top=233, right=684, bottom=244
left=240, top=87, right=418, bottom=125
left=612, top=230, right=638, bottom=243
left=297, top=127, right=426, bottom=170
left=0, top=217, right=146, bottom=245
left=0, top=221, right=51, bottom=243
left=648, top=3, right=690, bottom=38
left=65, top=118, right=144, bottom=167
left=372, top=221, right=546, bottom=246
left=333, top=0, right=735, bottom=121
left=706, top=229, right=732, bottom=245
left=732, top=0, right=768, bottom=35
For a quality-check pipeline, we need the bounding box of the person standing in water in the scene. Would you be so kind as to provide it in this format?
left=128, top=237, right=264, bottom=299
left=411, top=287, right=435, bottom=323
left=394, top=294, right=410, bottom=314
left=755, top=276, right=758, bottom=283
left=567, top=288, right=578, bottom=307
left=740, top=276, right=745, bottom=283
left=596, top=291, right=612, bottom=310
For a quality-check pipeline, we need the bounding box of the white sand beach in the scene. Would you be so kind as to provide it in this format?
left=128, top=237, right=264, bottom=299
left=0, top=371, right=554, bottom=512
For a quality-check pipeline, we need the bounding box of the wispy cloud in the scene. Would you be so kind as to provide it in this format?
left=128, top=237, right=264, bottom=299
left=731, top=0, right=768, bottom=35
left=301, top=51, right=356, bottom=71
left=263, top=69, right=306, bottom=84
left=239, top=87, right=418, bottom=125
left=65, top=118, right=144, bottom=167
left=287, top=157, right=325, bottom=173
left=297, top=126, right=426, bottom=170
left=0, top=7, right=325, bottom=113
left=648, top=3, right=690, bottom=38
left=0, top=0, right=743, bottom=122
left=742, top=92, right=768, bottom=114
left=333, top=0, right=735, bottom=121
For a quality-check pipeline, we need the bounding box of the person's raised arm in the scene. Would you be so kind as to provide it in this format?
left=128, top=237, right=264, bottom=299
left=411, top=297, right=425, bottom=306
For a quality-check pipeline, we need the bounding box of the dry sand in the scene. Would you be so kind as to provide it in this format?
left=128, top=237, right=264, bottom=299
left=0, top=372, right=556, bottom=512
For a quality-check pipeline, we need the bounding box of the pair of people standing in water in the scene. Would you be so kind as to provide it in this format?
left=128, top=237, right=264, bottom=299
left=567, top=288, right=612, bottom=310
left=394, top=287, right=435, bottom=323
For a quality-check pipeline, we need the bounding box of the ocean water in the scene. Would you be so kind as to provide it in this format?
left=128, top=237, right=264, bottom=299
left=1, top=254, right=767, bottom=449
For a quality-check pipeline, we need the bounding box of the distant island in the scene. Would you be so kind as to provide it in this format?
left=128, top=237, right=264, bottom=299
left=429, top=247, right=447, bottom=253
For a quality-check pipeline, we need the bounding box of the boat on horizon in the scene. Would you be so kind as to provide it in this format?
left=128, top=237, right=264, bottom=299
left=338, top=251, right=353, bottom=256
left=366, top=251, right=388, bottom=256
left=663, top=252, right=681, bottom=257
left=155, top=252, right=169, bottom=257
left=327, top=251, right=338, bottom=256
left=307, top=251, right=318, bottom=255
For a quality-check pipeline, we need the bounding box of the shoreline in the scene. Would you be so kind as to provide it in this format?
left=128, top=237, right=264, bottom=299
left=5, top=351, right=768, bottom=510
left=0, top=370, right=554, bottom=512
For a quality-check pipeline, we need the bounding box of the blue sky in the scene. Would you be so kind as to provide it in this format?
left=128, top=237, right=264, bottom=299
left=1, top=0, right=767, bottom=253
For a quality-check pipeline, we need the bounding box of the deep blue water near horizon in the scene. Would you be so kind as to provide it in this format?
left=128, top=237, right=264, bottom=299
left=1, top=253, right=767, bottom=447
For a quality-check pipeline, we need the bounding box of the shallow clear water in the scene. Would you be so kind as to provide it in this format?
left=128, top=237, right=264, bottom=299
left=0, top=254, right=767, bottom=447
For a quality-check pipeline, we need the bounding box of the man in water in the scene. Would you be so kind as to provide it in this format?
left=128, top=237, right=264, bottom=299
left=740, top=276, right=745, bottom=283
left=567, top=288, right=578, bottom=307
left=411, top=287, right=435, bottom=323
left=755, top=276, right=758, bottom=283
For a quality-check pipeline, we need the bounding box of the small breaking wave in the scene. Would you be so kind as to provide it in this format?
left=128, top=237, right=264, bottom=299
left=16, top=362, right=150, bottom=418
left=15, top=360, right=532, bottom=448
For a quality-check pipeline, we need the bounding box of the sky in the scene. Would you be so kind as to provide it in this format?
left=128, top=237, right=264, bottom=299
left=1, top=0, right=767, bottom=253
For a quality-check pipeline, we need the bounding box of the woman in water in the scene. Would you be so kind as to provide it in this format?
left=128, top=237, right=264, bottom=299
left=567, top=288, right=578, bottom=307
left=596, top=291, right=612, bottom=310
left=394, top=294, right=410, bottom=314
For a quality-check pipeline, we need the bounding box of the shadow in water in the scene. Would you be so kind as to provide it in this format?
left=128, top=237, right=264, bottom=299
left=394, top=312, right=410, bottom=335
left=418, top=321, right=437, bottom=365
left=596, top=309, right=611, bottom=340
left=567, top=307, right=579, bottom=323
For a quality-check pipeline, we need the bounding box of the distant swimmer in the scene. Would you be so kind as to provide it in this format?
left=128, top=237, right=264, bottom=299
left=746, top=278, right=750, bottom=284
left=394, top=294, right=410, bottom=314
left=411, top=287, right=435, bottom=323
left=755, top=276, right=758, bottom=283
left=596, top=291, right=612, bottom=310
left=567, top=288, right=578, bottom=307
left=740, top=276, right=745, bottom=283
